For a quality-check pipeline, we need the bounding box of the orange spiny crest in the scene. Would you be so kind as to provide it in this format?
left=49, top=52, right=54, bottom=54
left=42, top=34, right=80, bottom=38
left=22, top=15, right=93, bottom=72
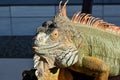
left=71, top=12, right=120, bottom=34
left=59, top=0, right=69, bottom=17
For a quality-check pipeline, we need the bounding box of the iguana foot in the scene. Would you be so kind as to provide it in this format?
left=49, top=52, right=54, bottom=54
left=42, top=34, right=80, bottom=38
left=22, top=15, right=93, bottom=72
left=58, top=68, right=73, bottom=80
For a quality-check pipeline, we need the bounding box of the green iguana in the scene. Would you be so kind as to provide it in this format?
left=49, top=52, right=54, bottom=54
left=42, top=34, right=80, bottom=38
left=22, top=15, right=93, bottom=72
left=33, top=0, right=120, bottom=80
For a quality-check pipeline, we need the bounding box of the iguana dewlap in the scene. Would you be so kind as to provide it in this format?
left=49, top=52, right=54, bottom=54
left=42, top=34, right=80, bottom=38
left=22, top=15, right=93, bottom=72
left=33, top=0, right=120, bottom=80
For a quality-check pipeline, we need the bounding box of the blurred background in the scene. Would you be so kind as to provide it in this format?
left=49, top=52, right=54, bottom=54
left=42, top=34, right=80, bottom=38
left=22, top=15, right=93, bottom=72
left=0, top=0, right=120, bottom=80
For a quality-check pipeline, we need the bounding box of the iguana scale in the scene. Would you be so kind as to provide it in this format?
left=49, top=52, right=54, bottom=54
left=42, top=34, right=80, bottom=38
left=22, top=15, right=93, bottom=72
left=33, top=0, right=120, bottom=80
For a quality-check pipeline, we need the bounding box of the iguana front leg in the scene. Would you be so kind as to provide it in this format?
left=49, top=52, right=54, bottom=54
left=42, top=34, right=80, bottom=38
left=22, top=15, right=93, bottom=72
left=82, top=56, right=110, bottom=80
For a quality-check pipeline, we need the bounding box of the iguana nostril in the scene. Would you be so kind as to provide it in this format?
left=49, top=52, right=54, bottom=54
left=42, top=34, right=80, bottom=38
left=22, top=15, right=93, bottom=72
left=38, top=37, right=44, bottom=42
left=34, top=32, right=48, bottom=45
left=36, top=35, right=43, bottom=42
left=36, top=33, right=46, bottom=42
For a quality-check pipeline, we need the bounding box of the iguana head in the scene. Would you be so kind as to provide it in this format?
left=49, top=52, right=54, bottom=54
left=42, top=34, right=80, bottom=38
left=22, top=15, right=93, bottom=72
left=33, top=0, right=78, bottom=68
left=33, top=20, right=78, bottom=68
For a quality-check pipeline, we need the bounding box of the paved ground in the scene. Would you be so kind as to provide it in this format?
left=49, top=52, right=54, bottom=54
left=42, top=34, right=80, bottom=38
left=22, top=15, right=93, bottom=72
left=0, top=59, right=33, bottom=80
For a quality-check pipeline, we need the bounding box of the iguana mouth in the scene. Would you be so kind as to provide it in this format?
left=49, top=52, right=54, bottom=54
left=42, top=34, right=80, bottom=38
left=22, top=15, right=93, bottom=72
left=32, top=43, right=64, bottom=55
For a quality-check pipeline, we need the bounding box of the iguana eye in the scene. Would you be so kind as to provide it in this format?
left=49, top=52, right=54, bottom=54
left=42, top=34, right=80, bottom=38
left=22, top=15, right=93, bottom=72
left=51, top=29, right=59, bottom=39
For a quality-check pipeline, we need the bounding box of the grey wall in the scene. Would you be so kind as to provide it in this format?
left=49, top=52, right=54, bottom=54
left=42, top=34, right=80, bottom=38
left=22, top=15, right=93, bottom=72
left=0, top=5, right=120, bottom=58
left=0, top=5, right=120, bottom=36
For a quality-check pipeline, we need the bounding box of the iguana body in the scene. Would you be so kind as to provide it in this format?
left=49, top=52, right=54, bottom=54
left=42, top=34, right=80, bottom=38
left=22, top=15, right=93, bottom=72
left=53, top=14, right=120, bottom=76
left=33, top=0, right=120, bottom=80
left=69, top=23, right=120, bottom=76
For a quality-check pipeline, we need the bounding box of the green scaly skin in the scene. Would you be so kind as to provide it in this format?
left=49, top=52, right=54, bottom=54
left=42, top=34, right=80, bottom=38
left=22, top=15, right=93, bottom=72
left=54, top=15, right=120, bottom=76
